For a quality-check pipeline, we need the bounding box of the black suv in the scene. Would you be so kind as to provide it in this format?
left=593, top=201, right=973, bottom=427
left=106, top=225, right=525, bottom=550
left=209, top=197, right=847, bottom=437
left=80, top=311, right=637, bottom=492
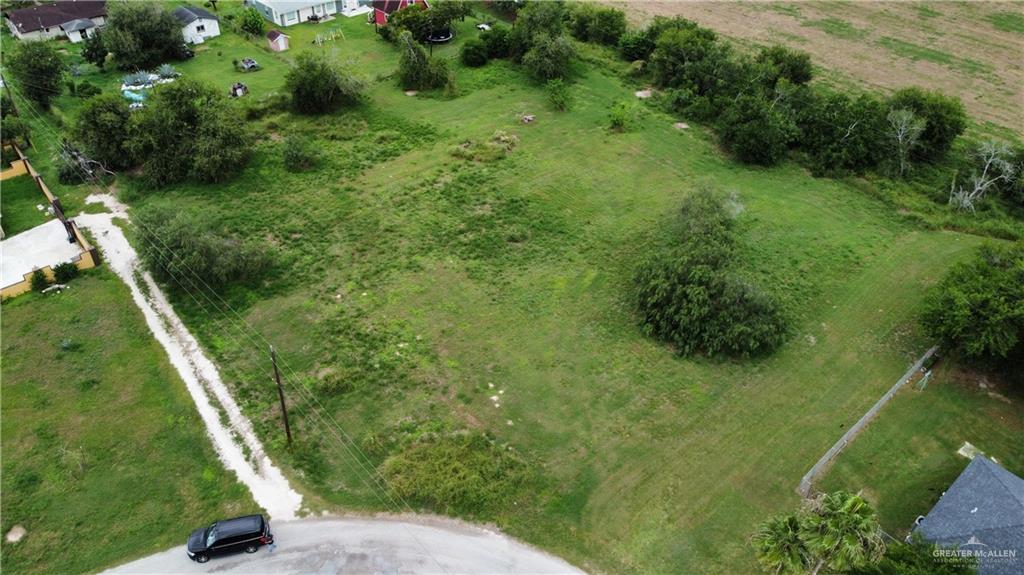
left=186, top=514, right=273, bottom=563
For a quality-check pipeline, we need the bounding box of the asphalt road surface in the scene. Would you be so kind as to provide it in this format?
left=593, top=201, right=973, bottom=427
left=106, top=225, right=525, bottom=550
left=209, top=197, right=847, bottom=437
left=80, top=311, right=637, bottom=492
left=104, top=517, right=583, bottom=575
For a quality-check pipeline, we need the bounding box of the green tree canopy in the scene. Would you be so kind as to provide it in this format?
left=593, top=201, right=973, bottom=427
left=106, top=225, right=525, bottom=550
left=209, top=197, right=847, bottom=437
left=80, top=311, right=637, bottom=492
left=923, top=242, right=1024, bottom=363
left=73, top=94, right=134, bottom=170
left=105, top=1, right=185, bottom=71
left=238, top=7, right=266, bottom=37
left=285, top=52, right=365, bottom=114
left=81, top=31, right=109, bottom=69
left=6, top=41, right=67, bottom=108
left=127, top=79, right=251, bottom=186
left=889, top=87, right=967, bottom=162
left=522, top=34, right=576, bottom=81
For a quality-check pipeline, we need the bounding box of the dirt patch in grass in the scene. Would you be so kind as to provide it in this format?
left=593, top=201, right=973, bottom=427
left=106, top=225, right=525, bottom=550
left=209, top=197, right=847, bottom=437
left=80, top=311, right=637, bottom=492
left=605, top=1, right=1024, bottom=132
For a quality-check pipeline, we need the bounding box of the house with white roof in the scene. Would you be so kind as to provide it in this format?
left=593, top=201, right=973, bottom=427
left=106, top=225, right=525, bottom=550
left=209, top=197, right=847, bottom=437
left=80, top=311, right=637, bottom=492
left=247, top=0, right=364, bottom=27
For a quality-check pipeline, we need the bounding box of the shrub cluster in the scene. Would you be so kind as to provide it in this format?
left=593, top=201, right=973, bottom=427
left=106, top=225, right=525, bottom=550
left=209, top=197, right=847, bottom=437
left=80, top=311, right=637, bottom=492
left=922, top=242, right=1024, bottom=366
left=74, top=80, right=252, bottom=186
left=626, top=16, right=968, bottom=173
left=567, top=3, right=627, bottom=46
left=381, top=431, right=529, bottom=518
left=634, top=188, right=788, bottom=357
left=134, top=204, right=272, bottom=291
left=285, top=52, right=365, bottom=115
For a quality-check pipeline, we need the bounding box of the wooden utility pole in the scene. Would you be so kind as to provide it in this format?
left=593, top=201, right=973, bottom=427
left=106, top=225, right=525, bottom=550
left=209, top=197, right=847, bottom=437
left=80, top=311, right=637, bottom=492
left=270, top=346, right=292, bottom=445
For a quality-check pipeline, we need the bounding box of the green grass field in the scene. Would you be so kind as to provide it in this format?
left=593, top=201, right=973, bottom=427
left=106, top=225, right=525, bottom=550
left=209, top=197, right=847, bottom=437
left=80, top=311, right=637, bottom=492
left=3, top=4, right=1022, bottom=573
left=820, top=361, right=1024, bottom=534
left=0, top=271, right=257, bottom=574
left=1, top=174, right=48, bottom=237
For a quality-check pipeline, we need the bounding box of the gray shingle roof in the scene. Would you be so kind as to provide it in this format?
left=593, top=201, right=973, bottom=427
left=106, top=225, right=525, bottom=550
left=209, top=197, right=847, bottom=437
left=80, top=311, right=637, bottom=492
left=172, top=5, right=217, bottom=26
left=60, top=18, right=96, bottom=33
left=915, top=457, right=1024, bottom=575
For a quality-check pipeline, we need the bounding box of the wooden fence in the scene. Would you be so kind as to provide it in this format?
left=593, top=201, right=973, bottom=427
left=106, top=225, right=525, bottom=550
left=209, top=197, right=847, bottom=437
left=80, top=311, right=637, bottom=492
left=0, top=144, right=100, bottom=298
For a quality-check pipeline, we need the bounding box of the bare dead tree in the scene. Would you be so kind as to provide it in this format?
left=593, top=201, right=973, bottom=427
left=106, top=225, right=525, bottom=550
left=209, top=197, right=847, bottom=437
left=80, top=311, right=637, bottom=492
left=886, top=108, right=924, bottom=177
left=949, top=141, right=1016, bottom=212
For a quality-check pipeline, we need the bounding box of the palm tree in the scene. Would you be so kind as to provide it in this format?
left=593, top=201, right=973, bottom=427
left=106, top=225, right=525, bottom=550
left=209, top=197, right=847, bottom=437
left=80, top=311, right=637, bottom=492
left=752, top=513, right=811, bottom=575
left=800, top=491, right=885, bottom=575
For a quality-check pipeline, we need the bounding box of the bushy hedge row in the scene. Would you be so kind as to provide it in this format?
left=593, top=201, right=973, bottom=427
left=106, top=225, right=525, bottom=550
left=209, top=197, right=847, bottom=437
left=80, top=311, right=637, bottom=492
left=618, top=15, right=969, bottom=175
left=634, top=188, right=788, bottom=357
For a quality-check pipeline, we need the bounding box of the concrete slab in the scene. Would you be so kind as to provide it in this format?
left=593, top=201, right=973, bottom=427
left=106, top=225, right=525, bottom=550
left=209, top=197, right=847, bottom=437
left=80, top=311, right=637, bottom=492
left=1, top=219, right=81, bottom=288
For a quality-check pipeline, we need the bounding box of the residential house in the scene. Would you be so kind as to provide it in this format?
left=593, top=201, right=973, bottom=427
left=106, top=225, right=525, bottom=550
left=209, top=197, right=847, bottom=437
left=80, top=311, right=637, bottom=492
left=266, top=30, right=290, bottom=52
left=3, top=0, right=106, bottom=43
left=371, top=0, right=428, bottom=26
left=173, top=6, right=220, bottom=45
left=247, top=0, right=363, bottom=27
left=913, top=456, right=1023, bottom=575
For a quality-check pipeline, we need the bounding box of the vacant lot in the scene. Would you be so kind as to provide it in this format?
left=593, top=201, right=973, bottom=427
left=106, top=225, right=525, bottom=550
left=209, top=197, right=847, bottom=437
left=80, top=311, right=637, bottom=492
left=5, top=4, right=1022, bottom=574
left=0, top=271, right=257, bottom=574
left=608, top=1, right=1024, bottom=134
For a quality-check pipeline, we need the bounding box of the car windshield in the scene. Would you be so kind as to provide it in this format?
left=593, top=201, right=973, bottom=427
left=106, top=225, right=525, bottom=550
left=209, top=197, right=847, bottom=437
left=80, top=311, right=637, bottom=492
left=205, top=524, right=218, bottom=547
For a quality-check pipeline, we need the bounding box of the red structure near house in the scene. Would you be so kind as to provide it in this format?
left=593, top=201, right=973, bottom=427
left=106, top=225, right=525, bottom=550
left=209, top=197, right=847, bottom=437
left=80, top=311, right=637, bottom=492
left=371, top=0, right=429, bottom=26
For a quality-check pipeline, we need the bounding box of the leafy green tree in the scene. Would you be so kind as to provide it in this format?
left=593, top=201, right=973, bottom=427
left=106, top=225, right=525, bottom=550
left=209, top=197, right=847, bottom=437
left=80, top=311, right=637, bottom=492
left=649, top=26, right=733, bottom=98
left=889, top=87, right=967, bottom=162
left=619, top=30, right=655, bottom=61
left=460, top=37, right=489, bottom=67
left=387, top=3, right=431, bottom=42
left=756, top=45, right=813, bottom=86
left=285, top=52, right=364, bottom=114
left=105, top=1, right=185, bottom=71
left=718, top=95, right=795, bottom=166
left=238, top=7, right=266, bottom=37
left=6, top=41, right=67, bottom=108
left=796, top=91, right=886, bottom=175
left=634, top=187, right=788, bottom=357
left=568, top=4, right=626, bottom=45
left=922, top=242, right=1024, bottom=363
left=81, top=31, right=109, bottom=69
left=480, top=25, right=511, bottom=58
left=397, top=30, right=448, bottom=90
left=127, top=79, right=251, bottom=186
left=522, top=33, right=576, bottom=81
left=73, top=94, right=134, bottom=169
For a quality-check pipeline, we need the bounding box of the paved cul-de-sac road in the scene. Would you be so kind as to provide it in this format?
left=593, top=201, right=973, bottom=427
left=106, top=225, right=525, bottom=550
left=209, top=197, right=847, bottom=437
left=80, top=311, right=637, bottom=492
left=104, top=517, right=583, bottom=575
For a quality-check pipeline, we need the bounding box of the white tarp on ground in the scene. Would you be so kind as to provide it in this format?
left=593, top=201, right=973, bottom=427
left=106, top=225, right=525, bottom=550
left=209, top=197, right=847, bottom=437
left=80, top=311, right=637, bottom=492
left=0, top=219, right=81, bottom=288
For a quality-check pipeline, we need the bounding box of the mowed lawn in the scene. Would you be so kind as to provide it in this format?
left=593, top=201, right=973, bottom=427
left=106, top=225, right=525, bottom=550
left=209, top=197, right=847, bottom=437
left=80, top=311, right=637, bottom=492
left=0, top=270, right=257, bottom=575
left=1, top=174, right=49, bottom=237
left=820, top=364, right=1024, bottom=534
left=7, top=6, right=1022, bottom=574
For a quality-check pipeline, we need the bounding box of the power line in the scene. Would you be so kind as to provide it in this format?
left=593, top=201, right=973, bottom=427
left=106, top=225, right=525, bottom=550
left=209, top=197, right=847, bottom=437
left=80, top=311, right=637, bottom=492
left=5, top=80, right=453, bottom=574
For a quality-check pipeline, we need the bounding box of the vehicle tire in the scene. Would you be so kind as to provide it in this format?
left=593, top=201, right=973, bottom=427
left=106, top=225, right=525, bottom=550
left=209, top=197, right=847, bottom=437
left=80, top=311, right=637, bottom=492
left=244, top=544, right=258, bottom=554
left=195, top=554, right=210, bottom=564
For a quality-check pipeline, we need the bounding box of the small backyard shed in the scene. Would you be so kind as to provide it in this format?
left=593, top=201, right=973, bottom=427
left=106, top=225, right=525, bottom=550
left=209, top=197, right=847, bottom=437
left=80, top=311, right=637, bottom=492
left=267, top=29, right=289, bottom=52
